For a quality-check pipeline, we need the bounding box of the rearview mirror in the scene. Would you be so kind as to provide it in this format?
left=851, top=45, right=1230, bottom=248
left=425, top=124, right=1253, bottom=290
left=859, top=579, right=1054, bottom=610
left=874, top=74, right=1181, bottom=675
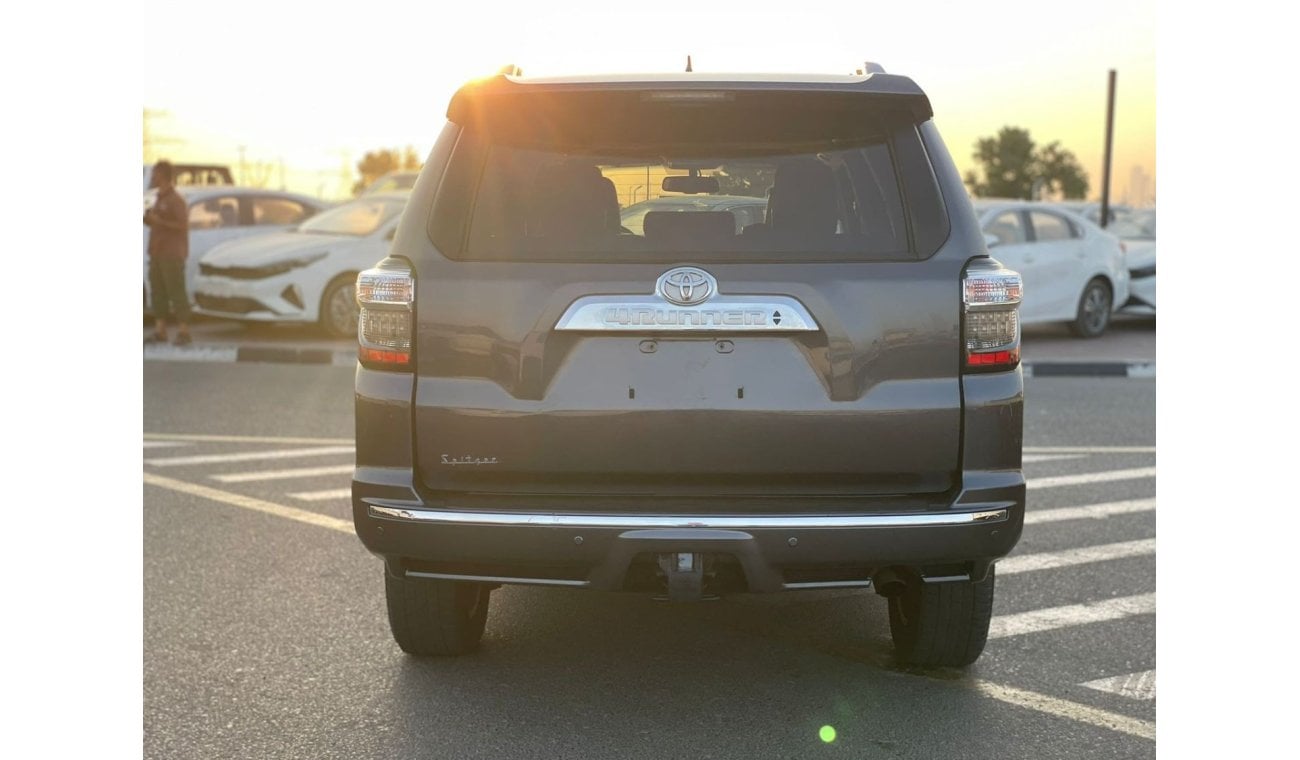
left=663, top=175, right=719, bottom=194
left=983, top=233, right=1000, bottom=249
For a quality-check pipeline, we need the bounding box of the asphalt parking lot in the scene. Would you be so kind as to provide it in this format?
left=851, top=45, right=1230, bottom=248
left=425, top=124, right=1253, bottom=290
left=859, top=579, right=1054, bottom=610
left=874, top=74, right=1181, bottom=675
left=143, top=335, right=1156, bottom=758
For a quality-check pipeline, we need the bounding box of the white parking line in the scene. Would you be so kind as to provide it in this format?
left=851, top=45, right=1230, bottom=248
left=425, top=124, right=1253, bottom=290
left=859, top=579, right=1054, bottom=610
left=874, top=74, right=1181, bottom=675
left=146, top=446, right=355, bottom=467
left=971, top=681, right=1155, bottom=740
left=1024, top=498, right=1155, bottom=525
left=145, top=432, right=353, bottom=445
left=999, top=539, right=1155, bottom=575
left=143, top=441, right=191, bottom=449
left=288, top=487, right=353, bottom=502
left=1022, top=446, right=1155, bottom=453
left=144, top=472, right=353, bottom=533
left=1021, top=454, right=1086, bottom=464
left=1027, top=467, right=1156, bottom=490
left=988, top=593, right=1156, bottom=639
left=213, top=464, right=355, bottom=483
left=1081, top=669, right=1157, bottom=701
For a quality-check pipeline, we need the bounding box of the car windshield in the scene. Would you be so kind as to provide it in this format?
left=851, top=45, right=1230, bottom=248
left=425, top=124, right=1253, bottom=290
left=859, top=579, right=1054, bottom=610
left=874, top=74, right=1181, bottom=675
left=1109, top=209, right=1156, bottom=240
left=297, top=198, right=405, bottom=236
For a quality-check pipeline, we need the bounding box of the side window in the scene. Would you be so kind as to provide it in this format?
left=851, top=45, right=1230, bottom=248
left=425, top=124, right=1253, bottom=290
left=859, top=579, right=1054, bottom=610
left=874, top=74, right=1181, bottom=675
left=985, top=212, right=1026, bottom=245
left=189, top=196, right=241, bottom=230
left=1029, top=211, right=1072, bottom=242
left=252, top=197, right=311, bottom=226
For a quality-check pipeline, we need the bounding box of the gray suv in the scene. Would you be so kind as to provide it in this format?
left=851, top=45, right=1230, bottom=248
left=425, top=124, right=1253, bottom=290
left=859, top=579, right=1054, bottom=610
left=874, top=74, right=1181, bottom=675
left=351, top=69, right=1025, bottom=667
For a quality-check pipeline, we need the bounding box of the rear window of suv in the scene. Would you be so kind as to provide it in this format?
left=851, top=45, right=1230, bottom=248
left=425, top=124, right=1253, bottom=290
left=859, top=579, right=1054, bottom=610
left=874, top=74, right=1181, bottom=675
left=428, top=91, right=949, bottom=262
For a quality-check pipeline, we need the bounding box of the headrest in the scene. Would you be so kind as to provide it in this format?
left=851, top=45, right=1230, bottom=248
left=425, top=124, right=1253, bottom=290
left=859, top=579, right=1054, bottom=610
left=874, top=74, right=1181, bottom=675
left=526, top=162, right=617, bottom=237
left=770, top=159, right=838, bottom=236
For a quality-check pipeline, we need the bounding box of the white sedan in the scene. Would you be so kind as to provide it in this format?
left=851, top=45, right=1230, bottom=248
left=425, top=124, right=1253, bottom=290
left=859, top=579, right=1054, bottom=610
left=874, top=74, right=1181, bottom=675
left=144, top=186, right=327, bottom=312
left=192, top=193, right=408, bottom=336
left=974, top=201, right=1129, bottom=337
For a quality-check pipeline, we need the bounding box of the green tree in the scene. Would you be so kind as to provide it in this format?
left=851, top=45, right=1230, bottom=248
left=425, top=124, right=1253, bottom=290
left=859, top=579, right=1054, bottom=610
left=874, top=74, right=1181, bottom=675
left=963, top=127, right=1089, bottom=200
left=352, top=147, right=422, bottom=196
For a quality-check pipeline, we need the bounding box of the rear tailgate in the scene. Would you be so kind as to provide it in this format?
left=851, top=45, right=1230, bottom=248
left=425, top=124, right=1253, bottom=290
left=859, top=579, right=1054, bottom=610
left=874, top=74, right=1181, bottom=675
left=411, top=78, right=963, bottom=509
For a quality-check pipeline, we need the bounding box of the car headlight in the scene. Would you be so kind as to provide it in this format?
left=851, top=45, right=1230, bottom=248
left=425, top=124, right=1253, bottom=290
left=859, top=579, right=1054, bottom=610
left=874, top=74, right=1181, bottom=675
left=201, top=251, right=329, bottom=279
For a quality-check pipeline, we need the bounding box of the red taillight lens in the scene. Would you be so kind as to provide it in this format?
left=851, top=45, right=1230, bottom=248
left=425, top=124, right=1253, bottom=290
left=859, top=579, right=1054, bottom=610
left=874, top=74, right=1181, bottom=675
left=963, top=265, right=1022, bottom=373
left=356, top=261, right=414, bottom=371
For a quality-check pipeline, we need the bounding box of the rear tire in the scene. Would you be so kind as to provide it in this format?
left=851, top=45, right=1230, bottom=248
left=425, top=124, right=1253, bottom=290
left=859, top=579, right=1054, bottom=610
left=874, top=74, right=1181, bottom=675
left=385, top=571, right=491, bottom=656
left=1069, top=279, right=1112, bottom=338
left=888, top=568, right=995, bottom=667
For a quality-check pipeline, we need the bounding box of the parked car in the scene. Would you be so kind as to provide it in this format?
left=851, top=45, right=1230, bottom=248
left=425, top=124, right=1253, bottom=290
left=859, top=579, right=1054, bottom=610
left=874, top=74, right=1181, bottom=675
left=360, top=171, right=421, bottom=195
left=192, top=193, right=409, bottom=336
left=619, top=194, right=768, bottom=235
left=143, top=186, right=328, bottom=314
left=974, top=200, right=1128, bottom=337
left=143, top=162, right=235, bottom=191
left=351, top=68, right=1026, bottom=668
left=1109, top=208, right=1155, bottom=314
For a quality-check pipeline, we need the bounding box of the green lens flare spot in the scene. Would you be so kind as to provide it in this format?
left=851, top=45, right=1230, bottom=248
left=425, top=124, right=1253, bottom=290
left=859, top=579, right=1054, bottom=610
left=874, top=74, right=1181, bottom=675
left=819, top=725, right=837, bottom=743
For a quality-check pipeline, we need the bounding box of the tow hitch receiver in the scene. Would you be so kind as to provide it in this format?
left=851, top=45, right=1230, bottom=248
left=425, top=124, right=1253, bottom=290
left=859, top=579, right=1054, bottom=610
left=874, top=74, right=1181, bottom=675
left=658, top=552, right=704, bottom=601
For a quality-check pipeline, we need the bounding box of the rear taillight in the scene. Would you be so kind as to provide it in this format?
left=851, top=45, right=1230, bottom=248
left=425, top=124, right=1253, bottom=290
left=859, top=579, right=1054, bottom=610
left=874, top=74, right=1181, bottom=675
left=356, top=260, right=414, bottom=371
left=963, top=264, right=1022, bottom=372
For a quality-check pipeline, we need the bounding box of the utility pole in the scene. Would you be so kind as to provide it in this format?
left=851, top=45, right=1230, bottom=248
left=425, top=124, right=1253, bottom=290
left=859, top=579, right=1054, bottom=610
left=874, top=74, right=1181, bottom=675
left=1099, top=70, right=1117, bottom=228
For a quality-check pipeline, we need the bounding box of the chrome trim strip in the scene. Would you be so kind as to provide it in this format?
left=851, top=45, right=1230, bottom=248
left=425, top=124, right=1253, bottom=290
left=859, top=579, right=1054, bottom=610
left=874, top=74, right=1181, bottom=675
left=406, top=570, right=589, bottom=588
left=782, top=580, right=874, bottom=590
left=553, top=294, right=819, bottom=332
left=368, top=505, right=1008, bottom=529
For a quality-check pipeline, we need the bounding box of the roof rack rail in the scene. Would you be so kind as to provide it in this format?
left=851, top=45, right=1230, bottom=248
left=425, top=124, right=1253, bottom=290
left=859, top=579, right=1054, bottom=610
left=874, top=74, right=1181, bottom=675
left=854, top=61, right=886, bottom=75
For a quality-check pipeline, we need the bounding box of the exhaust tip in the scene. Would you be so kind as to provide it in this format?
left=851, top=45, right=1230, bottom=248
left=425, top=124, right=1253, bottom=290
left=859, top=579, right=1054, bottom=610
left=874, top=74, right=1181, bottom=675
left=871, top=567, right=909, bottom=598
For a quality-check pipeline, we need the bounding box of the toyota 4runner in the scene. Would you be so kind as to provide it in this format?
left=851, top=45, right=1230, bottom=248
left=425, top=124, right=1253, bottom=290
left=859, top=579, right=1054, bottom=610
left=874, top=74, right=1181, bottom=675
left=351, top=68, right=1025, bottom=667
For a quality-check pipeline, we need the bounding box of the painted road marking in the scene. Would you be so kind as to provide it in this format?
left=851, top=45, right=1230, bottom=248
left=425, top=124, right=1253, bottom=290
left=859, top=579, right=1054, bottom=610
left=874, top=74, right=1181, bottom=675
left=146, top=446, right=355, bottom=467
left=143, top=441, right=191, bottom=449
left=988, top=593, right=1156, bottom=639
left=288, top=487, right=353, bottom=502
left=143, top=472, right=352, bottom=533
left=1022, top=446, right=1155, bottom=454
left=1028, top=467, right=1156, bottom=490
left=1081, top=670, right=1157, bottom=701
left=213, top=464, right=355, bottom=483
left=970, top=681, right=1155, bottom=740
left=1024, top=498, right=1155, bottom=525
left=999, top=539, right=1156, bottom=575
left=1021, top=454, right=1087, bottom=464
left=145, top=435, right=1154, bottom=454
left=142, top=469, right=1154, bottom=742
left=145, top=432, right=353, bottom=445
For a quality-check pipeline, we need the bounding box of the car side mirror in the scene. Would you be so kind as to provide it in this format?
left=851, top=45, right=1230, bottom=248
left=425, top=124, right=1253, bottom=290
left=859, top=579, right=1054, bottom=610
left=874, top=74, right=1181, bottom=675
left=983, top=233, right=1000, bottom=249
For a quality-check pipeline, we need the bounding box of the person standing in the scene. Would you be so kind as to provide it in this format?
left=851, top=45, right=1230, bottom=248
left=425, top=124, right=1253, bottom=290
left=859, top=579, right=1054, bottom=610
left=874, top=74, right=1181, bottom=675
left=144, top=160, right=193, bottom=345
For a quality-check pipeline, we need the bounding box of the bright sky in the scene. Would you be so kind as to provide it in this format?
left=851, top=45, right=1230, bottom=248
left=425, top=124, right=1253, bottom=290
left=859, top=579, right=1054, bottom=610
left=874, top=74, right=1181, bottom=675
left=143, top=0, right=1155, bottom=202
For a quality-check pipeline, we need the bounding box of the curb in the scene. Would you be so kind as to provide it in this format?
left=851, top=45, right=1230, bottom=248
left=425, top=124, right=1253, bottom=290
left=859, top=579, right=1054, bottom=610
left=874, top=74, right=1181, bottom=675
left=1024, top=362, right=1154, bottom=378
left=145, top=346, right=1154, bottom=378
left=145, top=344, right=356, bottom=367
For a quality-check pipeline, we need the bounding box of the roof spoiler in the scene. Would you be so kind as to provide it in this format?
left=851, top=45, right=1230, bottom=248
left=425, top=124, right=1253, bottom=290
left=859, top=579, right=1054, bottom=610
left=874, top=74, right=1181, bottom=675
left=447, top=73, right=933, bottom=124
